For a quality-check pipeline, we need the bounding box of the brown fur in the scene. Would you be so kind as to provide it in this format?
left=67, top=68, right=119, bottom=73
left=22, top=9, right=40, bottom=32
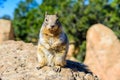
left=37, top=14, right=69, bottom=69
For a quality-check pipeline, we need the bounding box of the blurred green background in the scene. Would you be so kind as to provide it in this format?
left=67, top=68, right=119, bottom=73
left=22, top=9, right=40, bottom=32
left=1, top=0, right=120, bottom=62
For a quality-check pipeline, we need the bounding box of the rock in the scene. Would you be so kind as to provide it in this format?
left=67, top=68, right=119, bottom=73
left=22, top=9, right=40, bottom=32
left=67, top=42, right=78, bottom=62
left=0, top=40, right=99, bottom=80
left=84, top=24, right=120, bottom=80
left=0, top=19, right=14, bottom=44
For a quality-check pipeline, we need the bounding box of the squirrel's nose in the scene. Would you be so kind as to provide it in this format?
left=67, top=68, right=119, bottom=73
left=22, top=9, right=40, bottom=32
left=51, top=25, right=55, bottom=28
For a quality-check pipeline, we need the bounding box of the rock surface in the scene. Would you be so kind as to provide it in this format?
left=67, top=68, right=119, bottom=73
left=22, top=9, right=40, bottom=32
left=67, top=42, right=78, bottom=61
left=0, top=40, right=99, bottom=80
left=84, top=24, right=120, bottom=80
left=0, top=19, right=14, bottom=44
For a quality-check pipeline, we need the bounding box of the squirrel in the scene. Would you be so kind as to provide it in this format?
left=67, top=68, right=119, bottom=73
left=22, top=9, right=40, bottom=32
left=37, top=12, right=69, bottom=71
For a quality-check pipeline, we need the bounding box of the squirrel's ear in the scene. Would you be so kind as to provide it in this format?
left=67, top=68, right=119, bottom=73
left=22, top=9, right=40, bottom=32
left=45, top=12, right=48, bottom=16
left=55, top=12, right=59, bottom=17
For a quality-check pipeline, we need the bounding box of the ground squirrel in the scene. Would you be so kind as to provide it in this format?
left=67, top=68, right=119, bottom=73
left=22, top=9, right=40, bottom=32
left=37, top=12, right=69, bottom=71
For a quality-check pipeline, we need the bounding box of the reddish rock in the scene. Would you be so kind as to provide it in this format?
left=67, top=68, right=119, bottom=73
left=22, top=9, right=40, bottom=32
left=0, top=19, right=14, bottom=44
left=84, top=24, right=120, bottom=80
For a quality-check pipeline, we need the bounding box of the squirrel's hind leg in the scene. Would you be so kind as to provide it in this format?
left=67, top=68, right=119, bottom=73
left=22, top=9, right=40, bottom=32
left=53, top=53, right=66, bottom=72
left=54, top=53, right=66, bottom=67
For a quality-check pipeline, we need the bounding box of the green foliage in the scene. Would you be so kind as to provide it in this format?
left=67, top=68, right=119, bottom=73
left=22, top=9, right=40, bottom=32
left=12, top=0, right=39, bottom=43
left=75, top=41, right=86, bottom=62
left=12, top=0, right=120, bottom=62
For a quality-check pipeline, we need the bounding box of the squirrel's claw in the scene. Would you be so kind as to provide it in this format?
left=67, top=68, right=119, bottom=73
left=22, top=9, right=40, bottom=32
left=36, top=66, right=41, bottom=70
left=52, top=66, right=61, bottom=72
left=36, top=65, right=45, bottom=70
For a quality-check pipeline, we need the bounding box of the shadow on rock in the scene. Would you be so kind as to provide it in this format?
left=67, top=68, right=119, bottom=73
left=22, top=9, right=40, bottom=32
left=65, top=60, right=91, bottom=73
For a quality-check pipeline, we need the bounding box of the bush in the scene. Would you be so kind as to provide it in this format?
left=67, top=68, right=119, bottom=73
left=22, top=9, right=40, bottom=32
left=12, top=0, right=120, bottom=62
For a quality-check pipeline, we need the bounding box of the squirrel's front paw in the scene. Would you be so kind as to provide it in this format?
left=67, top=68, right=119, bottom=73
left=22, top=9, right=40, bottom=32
left=51, top=44, right=59, bottom=49
left=52, top=66, right=61, bottom=72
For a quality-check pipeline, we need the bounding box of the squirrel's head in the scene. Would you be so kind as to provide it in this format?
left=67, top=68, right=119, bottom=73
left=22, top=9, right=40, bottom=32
left=42, top=12, right=62, bottom=35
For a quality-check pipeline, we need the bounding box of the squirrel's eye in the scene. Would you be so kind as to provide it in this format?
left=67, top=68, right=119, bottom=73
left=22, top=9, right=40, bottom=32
left=56, top=19, right=59, bottom=23
left=45, top=19, right=48, bottom=21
